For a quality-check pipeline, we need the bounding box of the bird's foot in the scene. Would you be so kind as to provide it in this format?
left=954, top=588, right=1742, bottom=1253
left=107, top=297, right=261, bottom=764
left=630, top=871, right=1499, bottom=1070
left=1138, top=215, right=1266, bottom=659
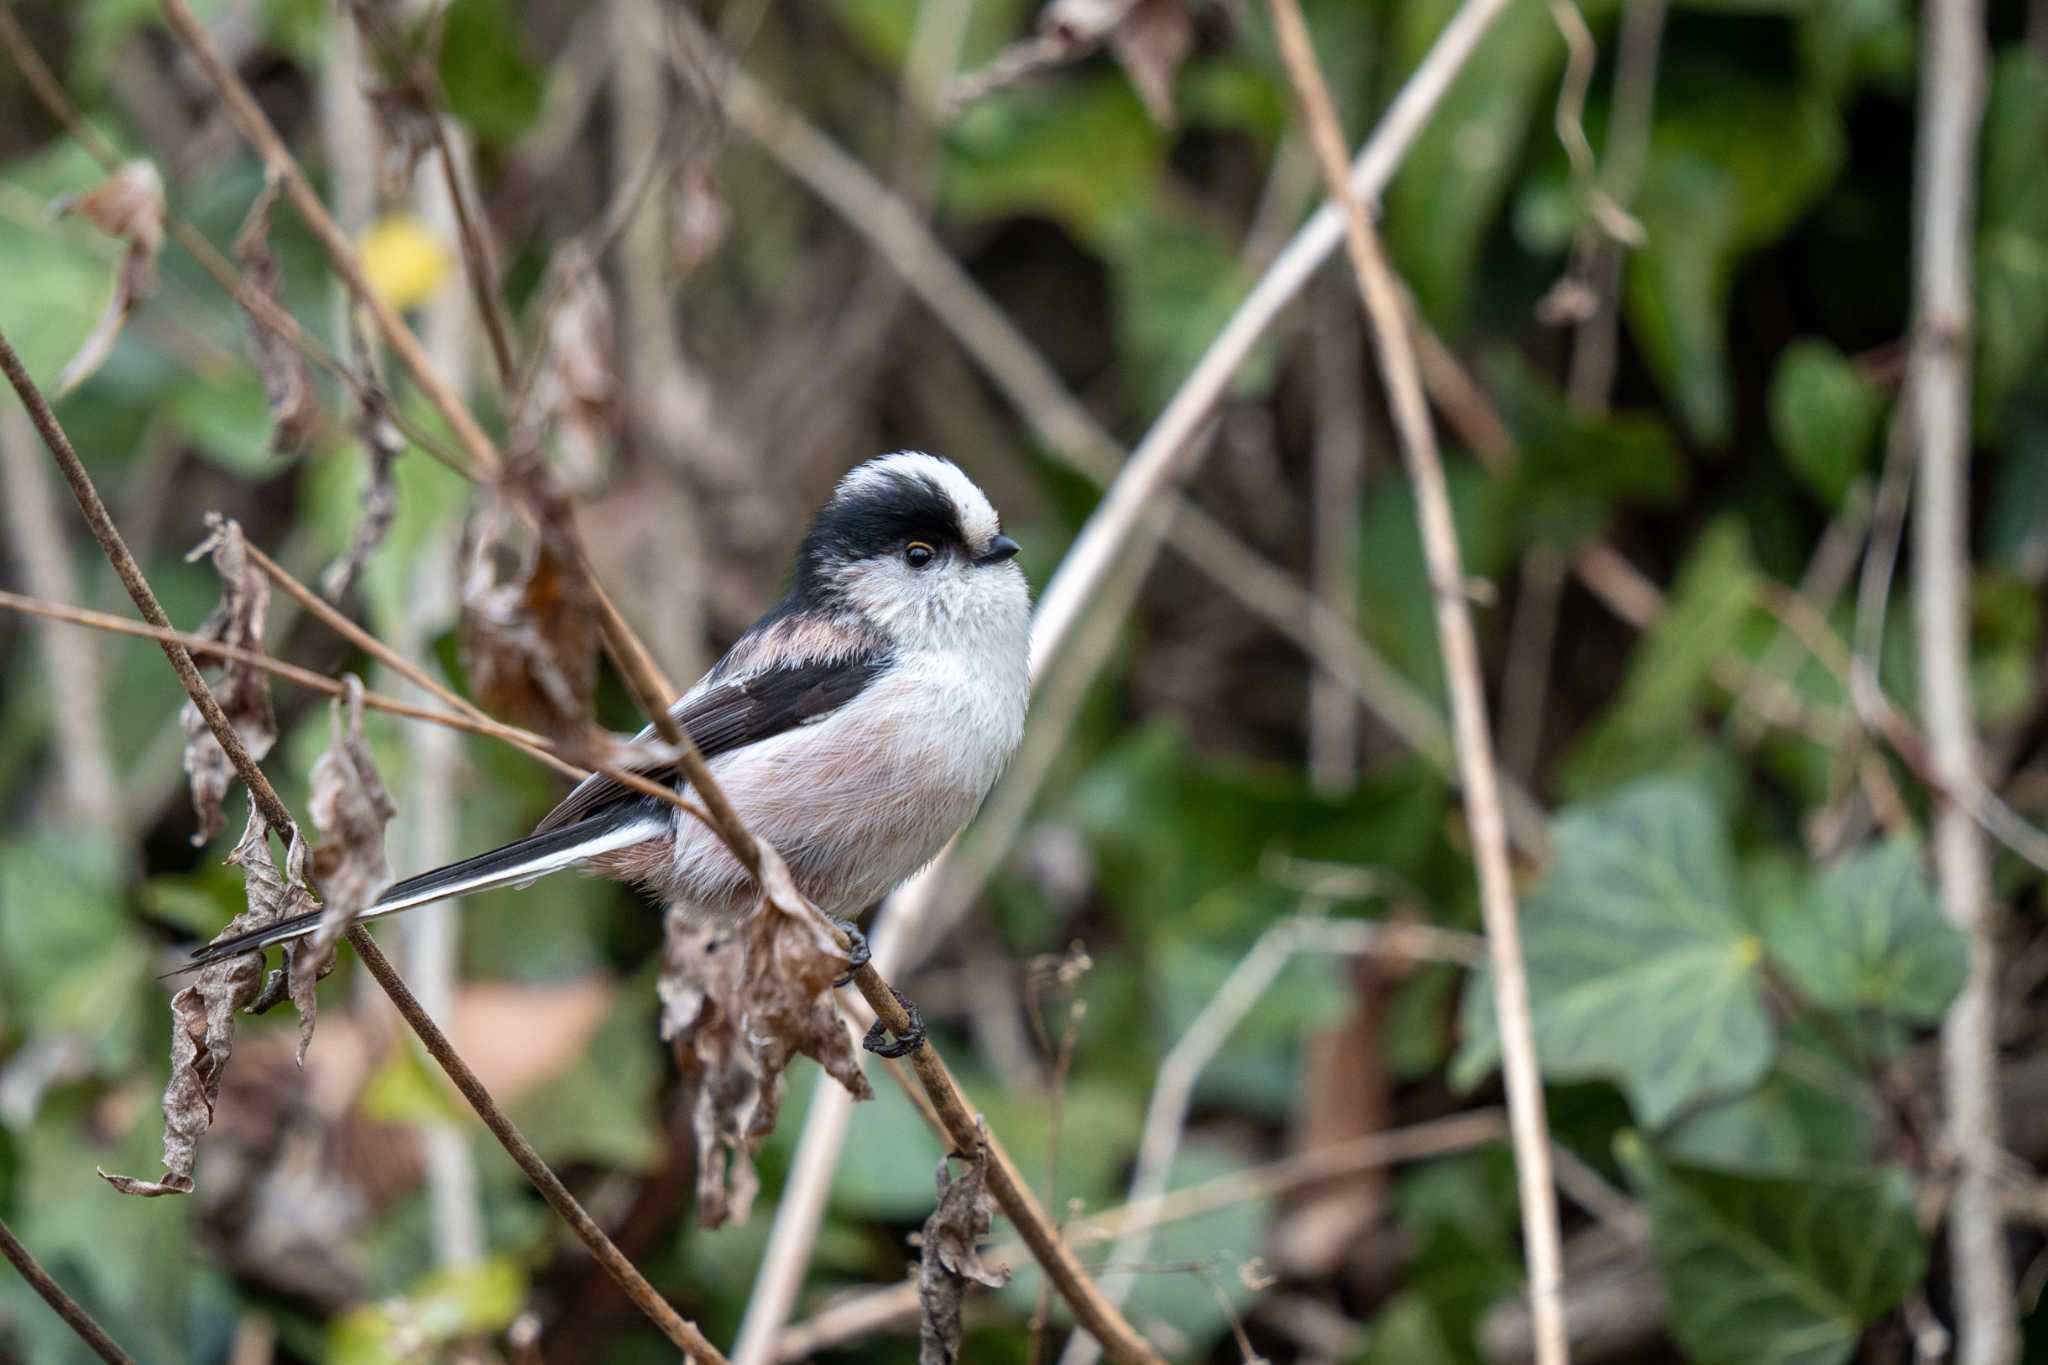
left=862, top=985, right=925, bottom=1058
left=829, top=915, right=871, bottom=988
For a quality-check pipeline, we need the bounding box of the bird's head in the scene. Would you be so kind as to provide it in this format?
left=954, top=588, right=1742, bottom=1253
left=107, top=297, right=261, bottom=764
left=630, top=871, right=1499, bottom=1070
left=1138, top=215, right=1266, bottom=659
left=793, top=452, right=1028, bottom=644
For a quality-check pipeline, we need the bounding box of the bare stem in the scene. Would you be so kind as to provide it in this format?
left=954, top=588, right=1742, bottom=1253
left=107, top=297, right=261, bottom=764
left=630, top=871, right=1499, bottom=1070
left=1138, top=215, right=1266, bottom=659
left=0, top=322, right=726, bottom=1364
left=1265, top=3, right=1570, bottom=1362
left=1909, top=0, right=2015, bottom=1354
left=0, top=1217, right=138, bottom=1365
left=159, top=0, right=497, bottom=478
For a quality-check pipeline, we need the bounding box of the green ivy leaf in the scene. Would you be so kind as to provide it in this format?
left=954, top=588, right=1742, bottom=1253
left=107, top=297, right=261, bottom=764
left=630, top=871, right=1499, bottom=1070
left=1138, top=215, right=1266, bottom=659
left=1977, top=50, right=2048, bottom=427
left=942, top=75, right=1164, bottom=247
left=1563, top=519, right=1761, bottom=795
left=1629, top=80, right=1845, bottom=444
left=1454, top=776, right=1772, bottom=1125
left=1769, top=339, right=1886, bottom=507
left=1663, top=1024, right=1876, bottom=1172
left=1487, top=350, right=1685, bottom=548
left=1764, top=837, right=1967, bottom=1021
left=1618, top=1135, right=1925, bottom=1365
left=1384, top=0, right=1581, bottom=326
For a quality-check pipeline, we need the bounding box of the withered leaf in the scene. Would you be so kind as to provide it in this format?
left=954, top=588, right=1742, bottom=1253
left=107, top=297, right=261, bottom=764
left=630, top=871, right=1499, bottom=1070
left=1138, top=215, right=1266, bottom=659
left=457, top=463, right=600, bottom=742
left=50, top=159, right=164, bottom=397
left=522, top=247, right=615, bottom=490
left=916, top=1130, right=1010, bottom=1365
left=303, top=675, right=397, bottom=978
left=179, top=516, right=279, bottom=845
left=659, top=848, right=869, bottom=1229
left=320, top=315, right=406, bottom=599
left=102, top=813, right=316, bottom=1196
left=232, top=174, right=319, bottom=454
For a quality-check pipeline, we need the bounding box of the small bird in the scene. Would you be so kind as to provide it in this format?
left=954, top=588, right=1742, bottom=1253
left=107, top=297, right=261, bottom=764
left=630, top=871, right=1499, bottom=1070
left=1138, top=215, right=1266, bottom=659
left=188, top=452, right=1032, bottom=973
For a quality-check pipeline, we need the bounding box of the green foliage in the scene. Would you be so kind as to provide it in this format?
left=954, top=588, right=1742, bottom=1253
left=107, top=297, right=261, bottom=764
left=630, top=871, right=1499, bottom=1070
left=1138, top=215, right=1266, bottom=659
left=1385, top=0, right=1578, bottom=326
left=1628, top=78, right=1845, bottom=444
left=1564, top=519, right=1761, bottom=794
left=436, top=0, right=545, bottom=145
left=1768, top=339, right=1885, bottom=506
left=1488, top=350, right=1685, bottom=547
left=1977, top=51, right=2048, bottom=428
left=0, top=141, right=132, bottom=383
left=1618, top=1135, right=1925, bottom=1365
left=328, top=1259, right=528, bottom=1364
left=1663, top=1028, right=1876, bottom=1173
left=1764, top=837, right=1967, bottom=1020
left=1456, top=776, right=1773, bottom=1124
left=1066, top=722, right=1448, bottom=939
left=1356, top=458, right=1516, bottom=706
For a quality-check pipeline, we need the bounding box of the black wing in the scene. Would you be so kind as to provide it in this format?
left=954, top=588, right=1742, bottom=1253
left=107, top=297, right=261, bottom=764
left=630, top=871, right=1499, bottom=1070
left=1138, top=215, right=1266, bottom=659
left=533, top=651, right=891, bottom=833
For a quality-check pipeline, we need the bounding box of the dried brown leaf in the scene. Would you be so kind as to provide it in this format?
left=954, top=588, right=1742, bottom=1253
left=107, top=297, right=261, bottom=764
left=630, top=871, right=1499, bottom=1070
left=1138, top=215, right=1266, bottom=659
left=320, top=317, right=406, bottom=599
left=523, top=248, right=615, bottom=490
left=457, top=464, right=600, bottom=742
left=916, top=1130, right=1010, bottom=1365
left=232, top=174, right=319, bottom=454
left=304, top=675, right=397, bottom=977
left=660, top=850, right=869, bottom=1228
left=49, top=160, right=164, bottom=397
left=103, top=812, right=316, bottom=1197
left=179, top=516, right=279, bottom=844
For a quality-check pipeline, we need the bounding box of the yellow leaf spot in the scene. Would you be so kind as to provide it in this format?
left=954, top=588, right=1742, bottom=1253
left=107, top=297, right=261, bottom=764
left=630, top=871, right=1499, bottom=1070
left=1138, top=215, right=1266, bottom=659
left=359, top=215, right=452, bottom=312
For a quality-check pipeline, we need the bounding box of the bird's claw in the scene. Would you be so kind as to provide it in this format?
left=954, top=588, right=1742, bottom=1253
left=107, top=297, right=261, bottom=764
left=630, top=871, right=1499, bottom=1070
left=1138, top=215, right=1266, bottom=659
left=830, top=915, right=871, bottom=988
left=862, top=986, right=925, bottom=1058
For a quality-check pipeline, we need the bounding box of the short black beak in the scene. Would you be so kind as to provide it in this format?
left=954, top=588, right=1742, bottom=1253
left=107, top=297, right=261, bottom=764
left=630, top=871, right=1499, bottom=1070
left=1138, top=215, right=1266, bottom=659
left=977, top=534, right=1021, bottom=565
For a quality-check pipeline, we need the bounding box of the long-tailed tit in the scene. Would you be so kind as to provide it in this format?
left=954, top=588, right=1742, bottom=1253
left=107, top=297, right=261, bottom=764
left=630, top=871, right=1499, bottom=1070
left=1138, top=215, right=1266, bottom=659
left=186, top=452, right=1031, bottom=975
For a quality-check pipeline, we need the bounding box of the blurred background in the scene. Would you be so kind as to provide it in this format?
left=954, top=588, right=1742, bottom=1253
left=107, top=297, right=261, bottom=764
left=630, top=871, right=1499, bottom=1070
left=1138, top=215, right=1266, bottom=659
left=1, top=0, right=2046, bottom=1361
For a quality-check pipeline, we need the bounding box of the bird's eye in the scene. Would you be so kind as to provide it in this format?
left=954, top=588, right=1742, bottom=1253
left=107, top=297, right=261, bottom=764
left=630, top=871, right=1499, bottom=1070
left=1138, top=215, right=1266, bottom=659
left=905, top=541, right=936, bottom=569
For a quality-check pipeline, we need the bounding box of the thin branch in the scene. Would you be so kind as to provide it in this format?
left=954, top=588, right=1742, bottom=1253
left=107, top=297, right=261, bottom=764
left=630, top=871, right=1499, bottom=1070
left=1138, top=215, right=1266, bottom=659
left=0, top=0, right=475, bottom=480
left=345, top=932, right=728, bottom=1360
left=0, top=588, right=554, bottom=757
left=670, top=13, right=1469, bottom=790
left=0, top=321, right=728, bottom=1365
left=720, top=0, right=1526, bottom=1340
left=1063, top=914, right=1479, bottom=1365
left=1265, top=6, right=1570, bottom=1365
left=148, top=15, right=1156, bottom=1348
left=775, top=1108, right=1508, bottom=1361
left=0, top=1217, right=138, bottom=1365
left=244, top=542, right=483, bottom=722
left=1911, top=0, right=2013, bottom=1347
left=159, top=0, right=498, bottom=478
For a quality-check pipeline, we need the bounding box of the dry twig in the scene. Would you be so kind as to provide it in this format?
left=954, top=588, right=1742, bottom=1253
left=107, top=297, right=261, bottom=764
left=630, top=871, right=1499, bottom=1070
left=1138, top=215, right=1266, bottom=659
left=724, top=0, right=1524, bottom=1343
left=0, top=1217, right=138, bottom=1365
left=1264, top=3, right=1570, bottom=1361
left=0, top=322, right=730, bottom=1364
left=1908, top=0, right=2015, bottom=1355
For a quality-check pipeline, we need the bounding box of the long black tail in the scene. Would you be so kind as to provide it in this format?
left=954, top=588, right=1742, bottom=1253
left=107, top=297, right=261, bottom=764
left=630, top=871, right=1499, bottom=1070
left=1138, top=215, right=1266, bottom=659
left=181, top=808, right=664, bottom=971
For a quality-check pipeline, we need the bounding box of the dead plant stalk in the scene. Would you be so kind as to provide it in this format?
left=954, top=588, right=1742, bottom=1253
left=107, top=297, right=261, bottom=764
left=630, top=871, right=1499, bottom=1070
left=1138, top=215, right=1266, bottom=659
left=1908, top=0, right=2015, bottom=1355
left=0, top=323, right=731, bottom=1365
left=1264, top=3, right=1570, bottom=1363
